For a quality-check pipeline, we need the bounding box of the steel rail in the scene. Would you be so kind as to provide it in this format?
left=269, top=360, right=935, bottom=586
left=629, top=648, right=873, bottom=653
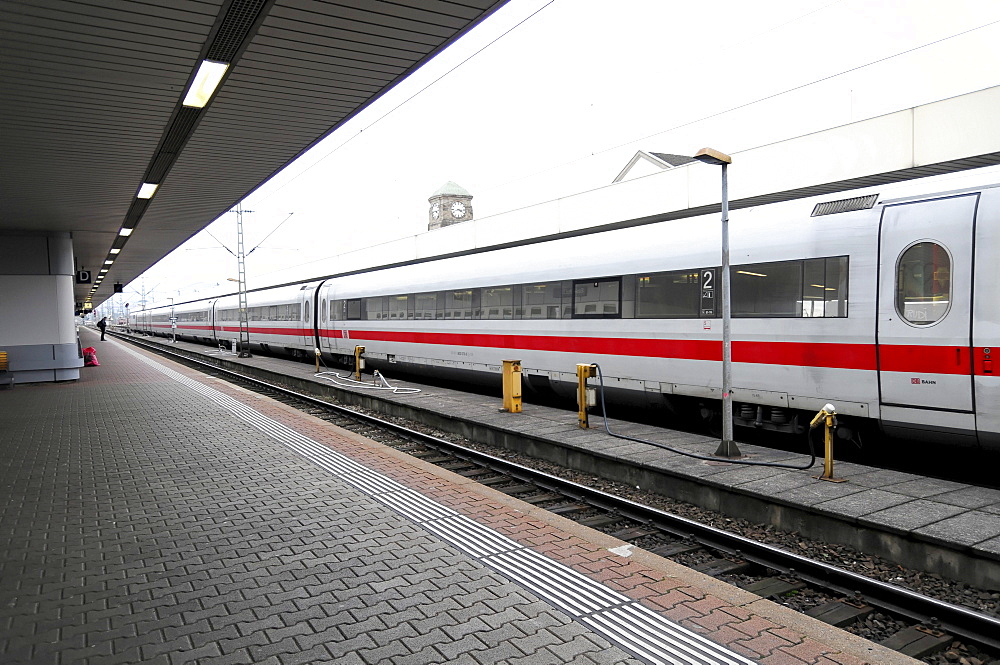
left=119, top=333, right=1000, bottom=652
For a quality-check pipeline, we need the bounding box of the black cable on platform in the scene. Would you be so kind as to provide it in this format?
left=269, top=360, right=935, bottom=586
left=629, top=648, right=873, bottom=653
left=592, top=363, right=817, bottom=470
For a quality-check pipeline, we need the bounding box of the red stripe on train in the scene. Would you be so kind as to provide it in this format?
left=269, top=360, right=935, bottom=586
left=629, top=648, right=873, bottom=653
left=157, top=325, right=990, bottom=375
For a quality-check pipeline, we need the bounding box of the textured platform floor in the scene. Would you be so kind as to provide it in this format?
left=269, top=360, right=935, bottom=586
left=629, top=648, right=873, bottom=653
left=151, top=329, right=1000, bottom=586
left=0, top=329, right=917, bottom=665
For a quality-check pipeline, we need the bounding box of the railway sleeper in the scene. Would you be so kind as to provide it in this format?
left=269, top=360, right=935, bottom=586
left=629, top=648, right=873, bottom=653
left=804, top=598, right=874, bottom=627
left=522, top=492, right=564, bottom=504
left=609, top=526, right=661, bottom=541
left=879, top=624, right=953, bottom=659
left=692, top=557, right=752, bottom=577
left=579, top=513, right=624, bottom=528
left=499, top=484, right=538, bottom=496
left=413, top=454, right=454, bottom=464
left=456, top=468, right=495, bottom=478
left=738, top=576, right=806, bottom=599
left=548, top=502, right=590, bottom=516
left=440, top=460, right=478, bottom=471
left=648, top=541, right=703, bottom=557
left=478, top=474, right=516, bottom=486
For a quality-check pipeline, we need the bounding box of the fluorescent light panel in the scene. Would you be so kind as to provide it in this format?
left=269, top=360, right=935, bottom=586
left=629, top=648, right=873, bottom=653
left=110, top=249, right=121, bottom=254
left=137, top=183, right=159, bottom=199
left=119, top=227, right=133, bottom=237
left=183, top=60, right=229, bottom=108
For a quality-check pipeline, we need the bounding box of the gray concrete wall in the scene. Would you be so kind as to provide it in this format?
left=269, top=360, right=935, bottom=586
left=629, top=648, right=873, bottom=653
left=0, top=232, right=82, bottom=382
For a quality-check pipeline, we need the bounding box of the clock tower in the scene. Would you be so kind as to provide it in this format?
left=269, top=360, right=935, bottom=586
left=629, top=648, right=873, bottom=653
left=428, top=181, right=473, bottom=230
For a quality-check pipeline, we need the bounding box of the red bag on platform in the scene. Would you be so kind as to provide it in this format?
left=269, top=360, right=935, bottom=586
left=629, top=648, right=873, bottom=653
left=83, top=347, right=100, bottom=366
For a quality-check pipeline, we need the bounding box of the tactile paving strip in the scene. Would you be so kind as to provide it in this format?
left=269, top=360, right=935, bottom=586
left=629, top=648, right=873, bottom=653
left=123, top=344, right=756, bottom=665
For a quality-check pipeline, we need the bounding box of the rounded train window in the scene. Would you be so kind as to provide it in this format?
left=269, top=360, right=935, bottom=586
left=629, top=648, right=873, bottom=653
left=895, top=241, right=951, bottom=326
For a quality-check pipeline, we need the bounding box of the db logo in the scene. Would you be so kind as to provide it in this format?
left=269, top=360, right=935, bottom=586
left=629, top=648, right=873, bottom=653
left=911, top=377, right=921, bottom=385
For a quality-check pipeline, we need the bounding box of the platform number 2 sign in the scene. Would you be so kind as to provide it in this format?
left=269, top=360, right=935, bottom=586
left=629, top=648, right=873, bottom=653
left=700, top=268, right=717, bottom=317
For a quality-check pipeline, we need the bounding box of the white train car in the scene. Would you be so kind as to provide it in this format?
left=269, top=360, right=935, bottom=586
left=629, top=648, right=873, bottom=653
left=213, top=283, right=318, bottom=356
left=128, top=176, right=1000, bottom=451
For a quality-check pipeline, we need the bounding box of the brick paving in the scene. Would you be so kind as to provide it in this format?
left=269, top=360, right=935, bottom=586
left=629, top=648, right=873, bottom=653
left=0, top=329, right=918, bottom=664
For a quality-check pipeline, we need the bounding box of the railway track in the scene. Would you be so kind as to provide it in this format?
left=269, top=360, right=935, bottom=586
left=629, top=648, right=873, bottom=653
left=120, top=333, right=1000, bottom=663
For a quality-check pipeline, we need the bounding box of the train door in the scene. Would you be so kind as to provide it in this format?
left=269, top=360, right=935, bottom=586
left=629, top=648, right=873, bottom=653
left=301, top=289, right=312, bottom=350
left=315, top=282, right=338, bottom=356
left=876, top=194, right=977, bottom=437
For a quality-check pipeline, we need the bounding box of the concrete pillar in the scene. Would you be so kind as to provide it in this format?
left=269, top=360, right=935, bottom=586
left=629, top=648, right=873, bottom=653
left=0, top=232, right=83, bottom=382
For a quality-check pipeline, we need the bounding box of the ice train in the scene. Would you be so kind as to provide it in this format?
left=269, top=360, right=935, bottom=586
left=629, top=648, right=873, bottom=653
left=130, top=177, right=1000, bottom=451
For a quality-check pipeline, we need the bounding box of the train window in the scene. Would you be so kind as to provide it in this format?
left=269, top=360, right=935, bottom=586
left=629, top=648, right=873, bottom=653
left=801, top=256, right=849, bottom=317
left=729, top=256, right=849, bottom=318
left=291, top=303, right=302, bottom=321
left=573, top=278, right=621, bottom=318
left=414, top=292, right=438, bottom=320
left=637, top=270, right=702, bottom=318
left=521, top=282, right=563, bottom=319
left=445, top=290, right=479, bottom=319
left=365, top=297, right=386, bottom=320
left=388, top=295, right=410, bottom=320
left=896, top=242, right=950, bottom=325
left=482, top=286, right=513, bottom=320
left=346, top=299, right=363, bottom=320
left=826, top=257, right=849, bottom=318
left=732, top=261, right=802, bottom=317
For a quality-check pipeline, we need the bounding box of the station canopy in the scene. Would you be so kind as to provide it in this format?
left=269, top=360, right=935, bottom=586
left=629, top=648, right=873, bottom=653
left=0, top=0, right=508, bottom=308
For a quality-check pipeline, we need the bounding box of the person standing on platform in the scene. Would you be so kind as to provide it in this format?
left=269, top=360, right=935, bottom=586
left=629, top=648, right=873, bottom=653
left=97, top=316, right=107, bottom=341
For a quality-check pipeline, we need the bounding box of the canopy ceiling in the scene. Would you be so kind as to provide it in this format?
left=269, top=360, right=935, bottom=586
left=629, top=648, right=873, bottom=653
left=0, top=0, right=508, bottom=308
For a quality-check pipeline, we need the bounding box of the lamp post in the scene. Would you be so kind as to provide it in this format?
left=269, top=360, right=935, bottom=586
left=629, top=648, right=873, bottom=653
left=168, top=297, right=176, bottom=343
left=693, top=147, right=741, bottom=459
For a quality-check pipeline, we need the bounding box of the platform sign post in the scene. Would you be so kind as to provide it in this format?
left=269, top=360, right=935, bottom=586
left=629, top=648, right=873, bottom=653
left=694, top=148, right=741, bottom=459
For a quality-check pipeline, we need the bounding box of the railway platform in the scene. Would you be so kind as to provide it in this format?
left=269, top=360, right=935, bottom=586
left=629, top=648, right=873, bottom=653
left=0, top=328, right=920, bottom=665
left=117, top=328, right=1000, bottom=593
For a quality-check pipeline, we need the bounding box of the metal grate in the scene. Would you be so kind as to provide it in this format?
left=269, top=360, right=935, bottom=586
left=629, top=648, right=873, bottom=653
left=207, top=0, right=270, bottom=62
left=811, top=193, right=879, bottom=216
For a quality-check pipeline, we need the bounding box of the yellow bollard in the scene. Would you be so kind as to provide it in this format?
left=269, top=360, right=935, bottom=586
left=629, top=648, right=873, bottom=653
left=809, top=403, right=845, bottom=482
left=354, top=345, right=366, bottom=381
left=501, top=360, right=522, bottom=413
left=576, top=364, right=597, bottom=428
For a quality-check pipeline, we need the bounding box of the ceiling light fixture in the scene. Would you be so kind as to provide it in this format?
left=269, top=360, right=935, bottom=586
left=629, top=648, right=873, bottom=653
left=110, top=248, right=121, bottom=254
left=118, top=227, right=133, bottom=237
left=137, top=183, right=159, bottom=199
left=183, top=60, right=230, bottom=108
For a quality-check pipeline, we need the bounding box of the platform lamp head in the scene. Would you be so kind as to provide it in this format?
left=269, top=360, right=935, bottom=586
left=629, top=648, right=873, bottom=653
left=693, top=147, right=732, bottom=167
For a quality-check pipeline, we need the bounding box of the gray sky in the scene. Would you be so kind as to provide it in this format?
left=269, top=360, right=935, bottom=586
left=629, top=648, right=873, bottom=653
left=128, top=0, right=1000, bottom=307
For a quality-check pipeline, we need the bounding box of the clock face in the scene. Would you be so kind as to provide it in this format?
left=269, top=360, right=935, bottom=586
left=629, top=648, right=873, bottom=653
left=451, top=201, right=466, bottom=218
left=431, top=203, right=440, bottom=219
